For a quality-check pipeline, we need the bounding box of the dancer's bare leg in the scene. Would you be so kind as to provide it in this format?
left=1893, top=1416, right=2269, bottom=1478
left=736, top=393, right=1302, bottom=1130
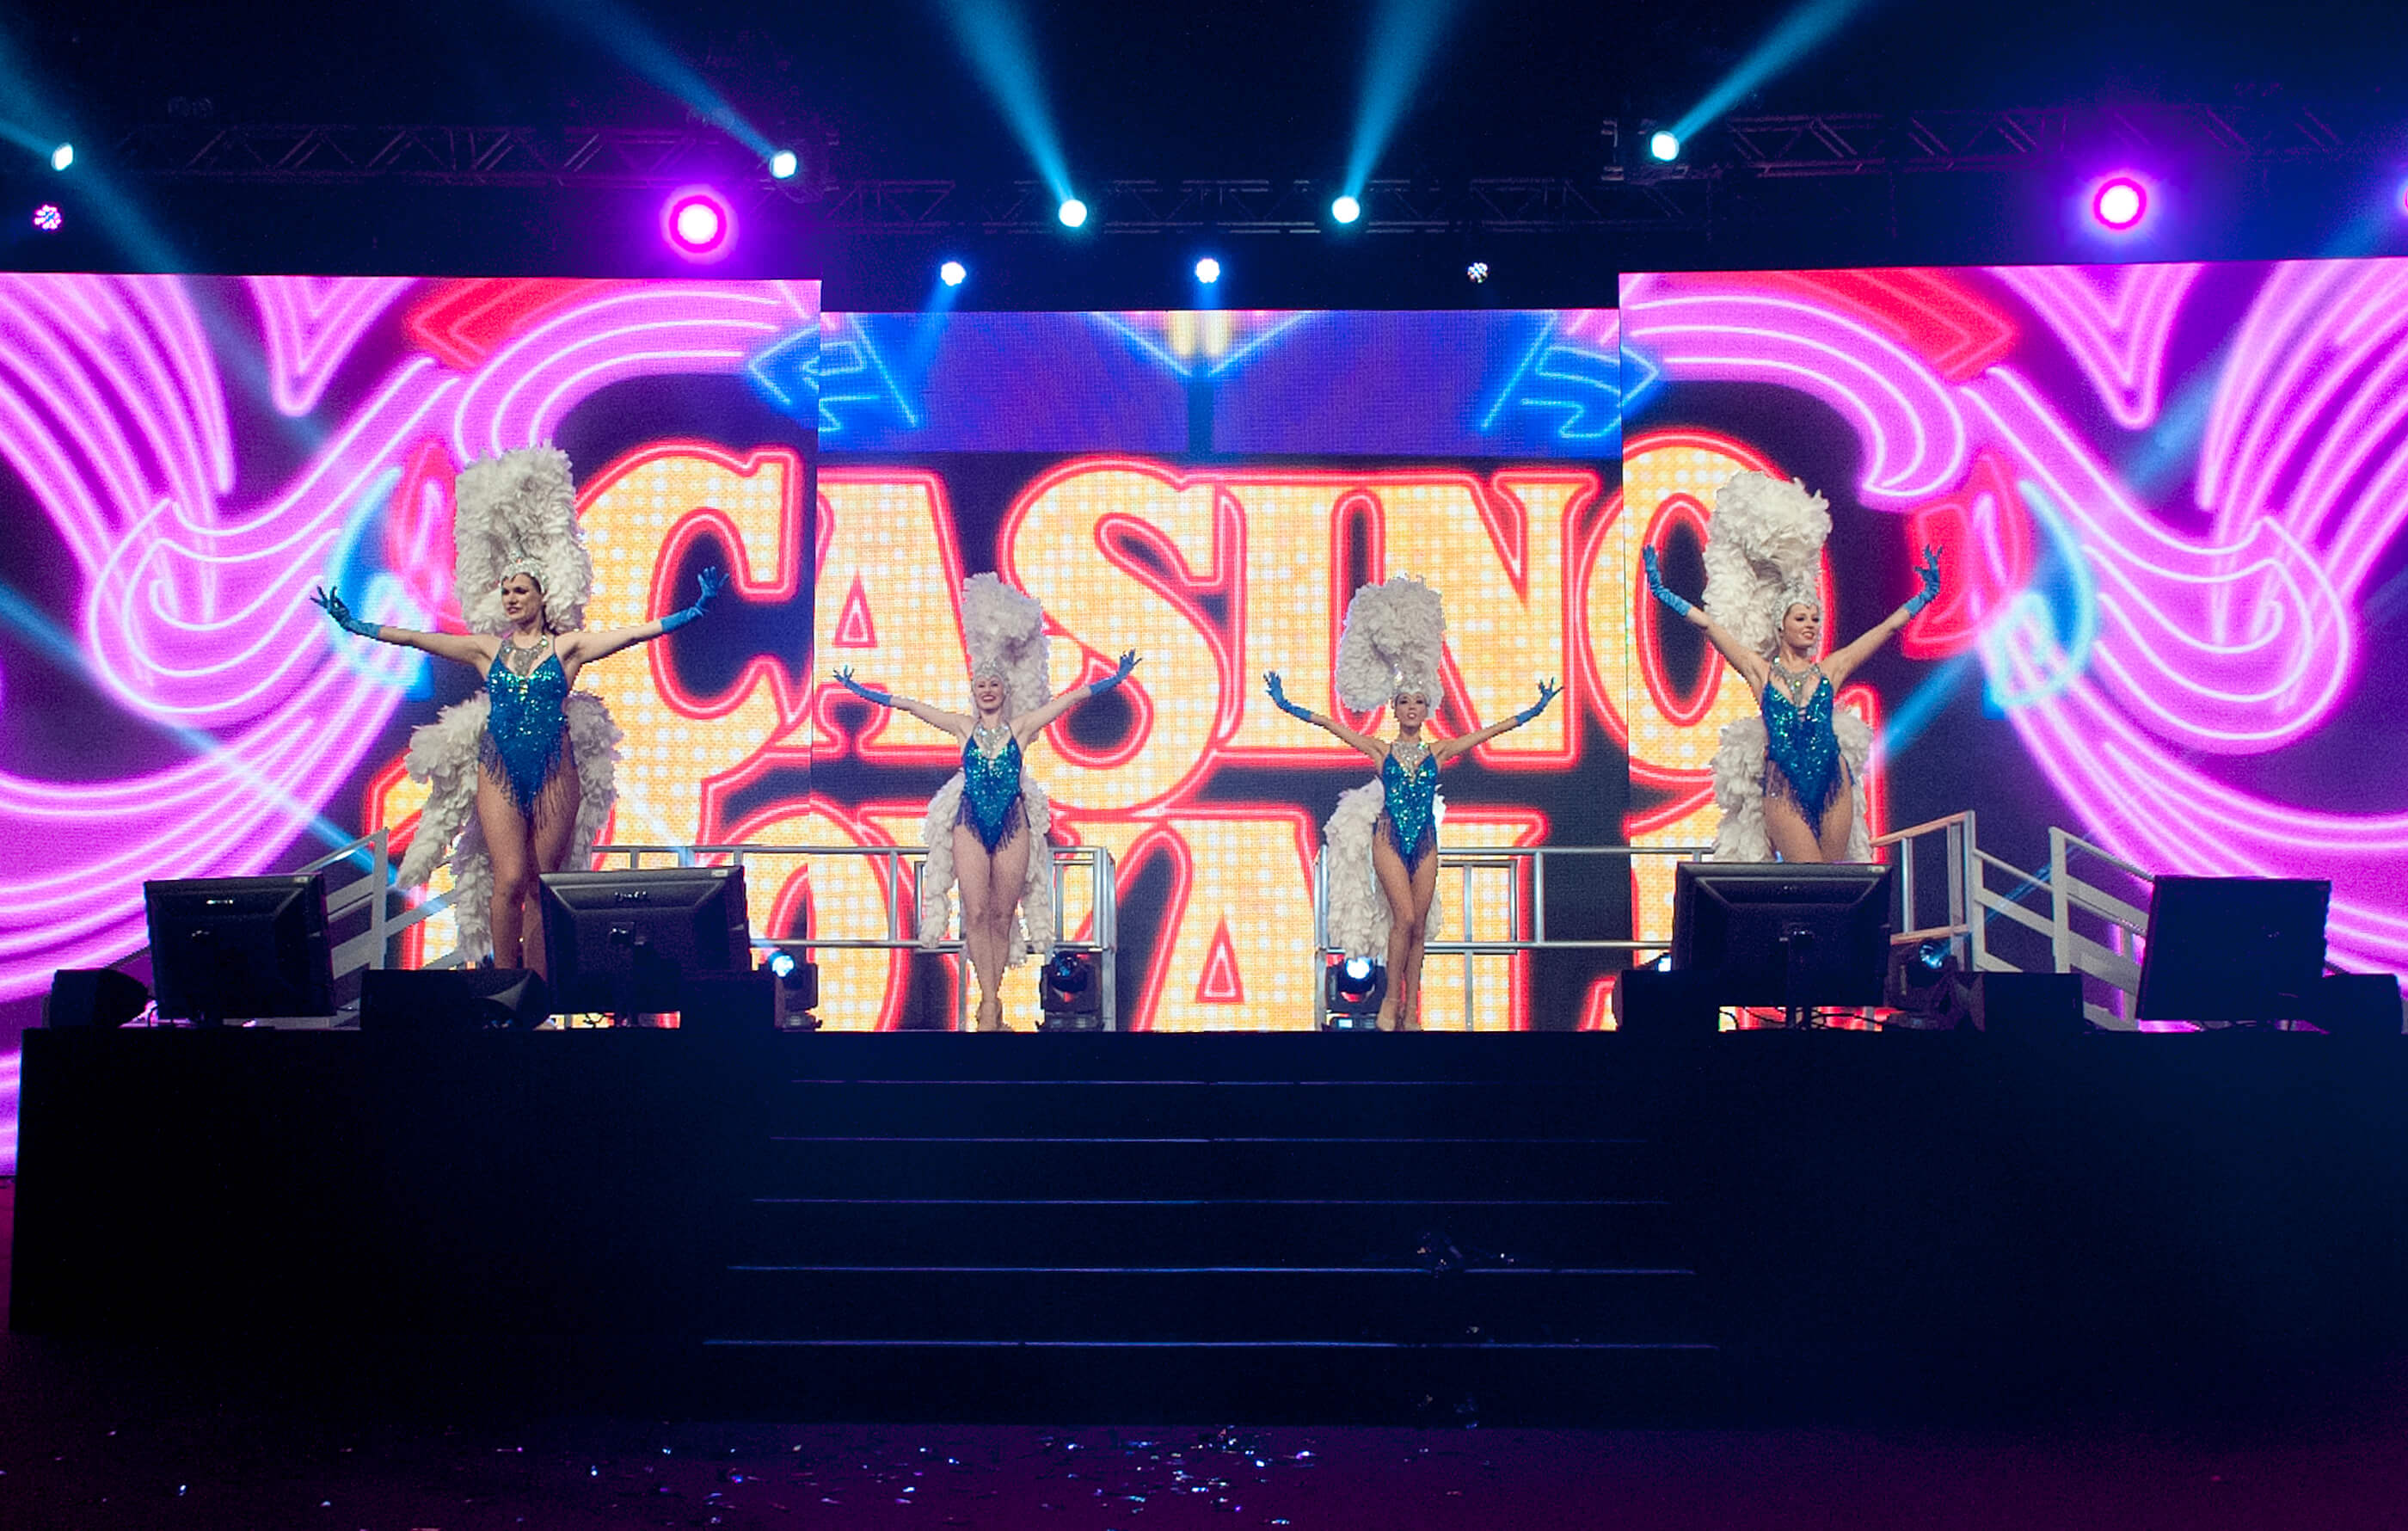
left=520, top=749, right=581, bottom=981
left=476, top=770, right=535, bottom=968
left=953, top=823, right=1004, bottom=1030
left=1815, top=784, right=1854, bottom=864
left=1393, top=847, right=1440, bottom=1030
left=982, top=821, right=1032, bottom=1031
left=1372, top=827, right=1414, bottom=1031
left=1763, top=795, right=1827, bottom=864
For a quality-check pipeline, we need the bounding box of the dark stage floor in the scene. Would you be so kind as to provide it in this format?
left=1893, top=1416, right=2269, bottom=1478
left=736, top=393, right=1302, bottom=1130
left=9, top=1178, right=2408, bottom=1530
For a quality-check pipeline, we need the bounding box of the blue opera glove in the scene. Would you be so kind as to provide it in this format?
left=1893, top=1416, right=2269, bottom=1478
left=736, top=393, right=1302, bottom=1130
left=1088, top=649, right=1141, bottom=697
left=1902, top=545, right=1943, bottom=617
left=310, top=585, right=380, bottom=640
left=1263, top=672, right=1316, bottom=724
left=659, top=567, right=728, bottom=633
left=1641, top=546, right=1694, bottom=618
left=832, top=666, right=893, bottom=708
left=1514, top=679, right=1562, bottom=727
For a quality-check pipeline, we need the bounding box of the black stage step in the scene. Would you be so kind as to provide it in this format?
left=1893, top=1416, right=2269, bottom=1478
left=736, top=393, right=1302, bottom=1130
left=697, top=1042, right=1717, bottom=1418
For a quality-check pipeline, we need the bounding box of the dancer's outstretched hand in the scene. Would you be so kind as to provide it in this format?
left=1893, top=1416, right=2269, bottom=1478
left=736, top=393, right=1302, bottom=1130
left=832, top=666, right=894, bottom=707
left=1903, top=545, right=1943, bottom=615
left=1263, top=671, right=1316, bottom=723
left=1089, top=649, right=1143, bottom=697
left=1514, top=678, right=1562, bottom=726
left=660, top=568, right=727, bottom=632
left=1641, top=546, right=1694, bottom=618
left=311, top=585, right=379, bottom=639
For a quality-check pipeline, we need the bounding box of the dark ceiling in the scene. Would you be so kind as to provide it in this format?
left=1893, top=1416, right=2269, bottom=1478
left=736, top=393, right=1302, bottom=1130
left=13, top=0, right=2408, bottom=179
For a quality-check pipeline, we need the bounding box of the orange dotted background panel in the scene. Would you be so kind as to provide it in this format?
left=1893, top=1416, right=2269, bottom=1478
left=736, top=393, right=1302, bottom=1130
left=378, top=446, right=1631, bottom=1031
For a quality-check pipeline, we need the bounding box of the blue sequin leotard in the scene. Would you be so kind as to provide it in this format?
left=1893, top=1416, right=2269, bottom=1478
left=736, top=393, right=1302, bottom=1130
left=1760, top=670, right=1846, bottom=822
left=1379, top=744, right=1440, bottom=872
left=958, top=727, right=1026, bottom=853
left=482, top=643, right=571, bottom=814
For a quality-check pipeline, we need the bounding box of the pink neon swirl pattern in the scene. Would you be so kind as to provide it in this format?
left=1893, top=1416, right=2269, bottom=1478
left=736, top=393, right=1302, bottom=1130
left=0, top=274, right=817, bottom=1000
left=1625, top=261, right=2405, bottom=977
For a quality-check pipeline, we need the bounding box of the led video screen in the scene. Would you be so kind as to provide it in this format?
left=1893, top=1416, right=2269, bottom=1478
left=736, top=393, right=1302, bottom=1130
left=0, top=274, right=820, bottom=1165
left=810, top=308, right=1627, bottom=1031
left=1616, top=260, right=2408, bottom=981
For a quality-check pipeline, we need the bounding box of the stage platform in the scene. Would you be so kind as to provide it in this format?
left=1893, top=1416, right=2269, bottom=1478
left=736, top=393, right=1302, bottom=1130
left=12, top=1024, right=2408, bottom=1423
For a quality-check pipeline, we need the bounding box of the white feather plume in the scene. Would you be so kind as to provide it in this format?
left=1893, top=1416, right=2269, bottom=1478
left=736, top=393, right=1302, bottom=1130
left=1335, top=575, right=1447, bottom=712
left=453, top=446, right=593, bottom=635
left=1702, top=470, right=1829, bottom=658
left=960, top=573, right=1053, bottom=716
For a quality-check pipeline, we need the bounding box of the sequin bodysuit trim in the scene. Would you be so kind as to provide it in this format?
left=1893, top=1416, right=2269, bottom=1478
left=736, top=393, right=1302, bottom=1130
left=1760, top=671, right=1846, bottom=823
left=480, top=643, right=570, bottom=814
left=1379, top=744, right=1440, bottom=872
left=957, top=728, right=1025, bottom=853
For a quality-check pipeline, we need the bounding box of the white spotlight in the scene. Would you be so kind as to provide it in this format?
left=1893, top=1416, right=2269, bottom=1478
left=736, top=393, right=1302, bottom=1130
left=1465, top=261, right=1490, bottom=284
left=939, top=259, right=968, bottom=288
left=50, top=142, right=73, bottom=172
left=1649, top=130, right=1680, bottom=163
left=1058, top=197, right=1089, bottom=229
left=768, top=149, right=799, bottom=180
left=1194, top=256, right=1221, bottom=285
left=1330, top=194, right=1361, bottom=224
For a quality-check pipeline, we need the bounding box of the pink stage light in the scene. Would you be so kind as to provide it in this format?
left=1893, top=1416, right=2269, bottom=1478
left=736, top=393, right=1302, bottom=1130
left=662, top=188, right=735, bottom=262
left=2091, top=176, right=2149, bottom=232
left=30, top=203, right=59, bottom=233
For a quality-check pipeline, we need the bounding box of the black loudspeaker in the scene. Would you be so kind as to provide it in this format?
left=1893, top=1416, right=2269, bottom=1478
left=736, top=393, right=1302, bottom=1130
left=1613, top=966, right=1720, bottom=1042
left=44, top=968, right=150, bottom=1028
left=679, top=973, right=776, bottom=1036
left=1972, top=972, right=2086, bottom=1042
left=2308, top=974, right=2405, bottom=1040
left=360, top=967, right=550, bottom=1034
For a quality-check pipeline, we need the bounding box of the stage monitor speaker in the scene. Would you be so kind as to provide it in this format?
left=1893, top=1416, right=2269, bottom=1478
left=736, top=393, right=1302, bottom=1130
left=1612, top=966, right=1720, bottom=1043
left=360, top=967, right=550, bottom=1034
left=2136, top=876, right=2330, bottom=1025
left=2308, top=973, right=2404, bottom=1041
left=679, top=973, right=775, bottom=1036
left=44, top=968, right=150, bottom=1028
left=1972, top=972, right=2086, bottom=1042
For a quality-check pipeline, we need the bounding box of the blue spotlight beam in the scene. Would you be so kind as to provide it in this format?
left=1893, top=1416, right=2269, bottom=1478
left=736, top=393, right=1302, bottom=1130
left=939, top=0, right=1074, bottom=200
left=522, top=0, right=774, bottom=158
left=1343, top=0, right=1467, bottom=195
left=1670, top=0, right=1872, bottom=145
left=0, top=581, right=372, bottom=866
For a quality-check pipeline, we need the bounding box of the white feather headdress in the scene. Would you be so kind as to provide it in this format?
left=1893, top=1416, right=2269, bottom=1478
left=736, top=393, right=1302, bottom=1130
left=1701, top=470, right=1830, bottom=658
left=960, top=573, right=1052, bottom=716
left=452, top=446, right=593, bottom=635
left=1335, top=575, right=1447, bottom=712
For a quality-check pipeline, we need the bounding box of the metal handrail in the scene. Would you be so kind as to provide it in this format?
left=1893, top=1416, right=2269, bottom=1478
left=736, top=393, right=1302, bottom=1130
left=1311, top=841, right=1715, bottom=1030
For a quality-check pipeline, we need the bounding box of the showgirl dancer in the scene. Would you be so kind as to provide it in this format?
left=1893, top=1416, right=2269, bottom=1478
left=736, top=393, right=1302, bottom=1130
left=832, top=573, right=1138, bottom=1032
left=1264, top=575, right=1557, bottom=1030
left=1639, top=470, right=1939, bottom=863
left=313, top=446, right=723, bottom=975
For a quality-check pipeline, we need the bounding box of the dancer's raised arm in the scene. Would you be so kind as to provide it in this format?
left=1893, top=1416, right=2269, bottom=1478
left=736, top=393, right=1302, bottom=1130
left=1821, top=546, right=1941, bottom=688
left=1641, top=547, right=1770, bottom=693
left=562, top=568, right=728, bottom=670
left=1433, top=679, right=1559, bottom=761
left=312, top=585, right=489, bottom=667
left=1263, top=671, right=1388, bottom=762
left=832, top=665, right=974, bottom=739
left=1012, top=650, right=1140, bottom=742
